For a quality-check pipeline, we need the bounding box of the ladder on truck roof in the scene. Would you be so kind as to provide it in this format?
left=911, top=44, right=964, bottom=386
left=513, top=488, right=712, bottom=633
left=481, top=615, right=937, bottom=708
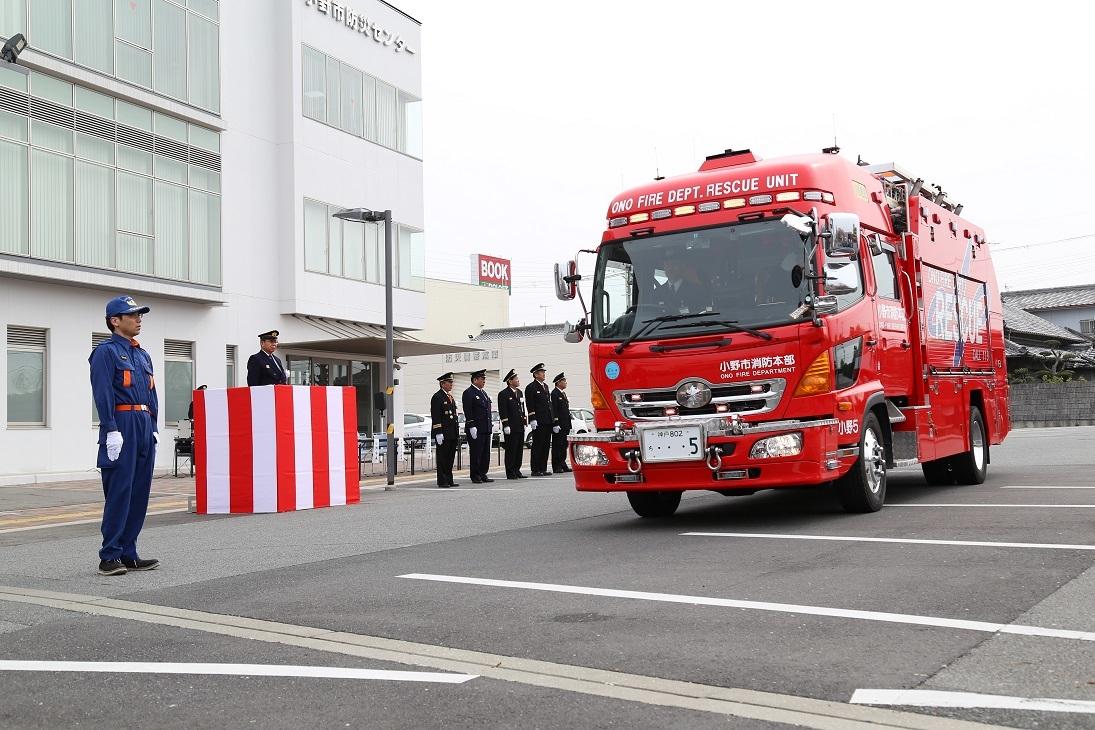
left=866, top=162, right=964, bottom=233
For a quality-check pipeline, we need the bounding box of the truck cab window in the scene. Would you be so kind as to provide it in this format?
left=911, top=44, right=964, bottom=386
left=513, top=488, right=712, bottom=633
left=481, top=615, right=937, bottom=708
left=870, top=247, right=899, bottom=300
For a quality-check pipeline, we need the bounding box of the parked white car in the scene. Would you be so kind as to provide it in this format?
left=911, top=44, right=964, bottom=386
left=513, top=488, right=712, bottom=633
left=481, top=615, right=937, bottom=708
left=570, top=408, right=594, bottom=434
left=403, top=413, right=432, bottom=442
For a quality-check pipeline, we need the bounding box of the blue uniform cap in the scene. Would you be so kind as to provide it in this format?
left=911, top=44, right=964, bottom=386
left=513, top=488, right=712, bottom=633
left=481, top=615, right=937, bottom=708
left=106, top=295, right=150, bottom=317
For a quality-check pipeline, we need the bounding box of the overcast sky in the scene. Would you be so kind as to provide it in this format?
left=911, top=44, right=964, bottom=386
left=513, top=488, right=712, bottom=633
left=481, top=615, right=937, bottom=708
left=398, top=1, right=1095, bottom=326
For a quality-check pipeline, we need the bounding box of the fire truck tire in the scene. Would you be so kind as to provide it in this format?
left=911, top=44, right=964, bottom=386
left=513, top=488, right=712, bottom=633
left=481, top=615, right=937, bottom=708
left=835, top=412, right=886, bottom=513
left=626, top=490, right=682, bottom=518
left=951, top=407, right=988, bottom=485
left=921, top=459, right=955, bottom=486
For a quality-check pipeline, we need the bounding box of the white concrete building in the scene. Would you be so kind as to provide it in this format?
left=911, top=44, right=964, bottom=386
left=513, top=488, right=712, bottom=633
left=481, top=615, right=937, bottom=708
left=0, top=1, right=449, bottom=482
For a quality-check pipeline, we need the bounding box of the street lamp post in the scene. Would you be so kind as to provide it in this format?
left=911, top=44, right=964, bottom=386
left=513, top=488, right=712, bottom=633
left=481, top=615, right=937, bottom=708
left=333, top=207, right=395, bottom=487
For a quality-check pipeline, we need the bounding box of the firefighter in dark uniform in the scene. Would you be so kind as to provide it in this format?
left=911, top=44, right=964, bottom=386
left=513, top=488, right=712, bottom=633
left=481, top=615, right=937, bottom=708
left=430, top=372, right=460, bottom=488
left=460, top=369, right=494, bottom=483
left=524, top=363, right=553, bottom=476
left=497, top=369, right=527, bottom=479
left=550, top=372, right=573, bottom=473
left=90, top=295, right=160, bottom=576
left=246, top=330, right=287, bottom=386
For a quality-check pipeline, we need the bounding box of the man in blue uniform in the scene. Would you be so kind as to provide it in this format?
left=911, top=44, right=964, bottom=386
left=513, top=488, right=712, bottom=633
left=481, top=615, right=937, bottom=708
left=524, top=363, right=553, bottom=476
left=550, top=372, right=573, bottom=473
left=430, top=372, right=460, bottom=488
left=497, top=369, right=527, bottom=479
left=460, top=369, right=494, bottom=483
left=246, top=330, right=287, bottom=386
left=90, top=295, right=160, bottom=576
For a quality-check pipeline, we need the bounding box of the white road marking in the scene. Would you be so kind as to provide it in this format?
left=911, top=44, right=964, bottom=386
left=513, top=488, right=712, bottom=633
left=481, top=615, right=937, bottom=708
left=889, top=504, right=1095, bottom=508
left=0, top=660, right=475, bottom=683
left=399, top=574, right=1095, bottom=643
left=1000, top=486, right=1095, bottom=489
left=0, top=585, right=1000, bottom=729
left=0, top=508, right=188, bottom=535
left=851, top=689, right=1095, bottom=714
left=682, top=532, right=1095, bottom=551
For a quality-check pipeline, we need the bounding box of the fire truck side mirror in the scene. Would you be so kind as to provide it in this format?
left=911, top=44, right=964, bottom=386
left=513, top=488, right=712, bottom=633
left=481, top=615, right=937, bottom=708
left=563, top=319, right=586, bottom=344
left=825, top=213, right=860, bottom=258
left=554, top=260, right=578, bottom=301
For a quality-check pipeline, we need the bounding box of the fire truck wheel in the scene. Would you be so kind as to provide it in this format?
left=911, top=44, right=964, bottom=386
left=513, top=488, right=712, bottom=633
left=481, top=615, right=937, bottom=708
left=626, top=490, right=682, bottom=518
left=951, top=407, right=988, bottom=485
left=921, top=459, right=955, bottom=486
left=835, top=412, right=886, bottom=513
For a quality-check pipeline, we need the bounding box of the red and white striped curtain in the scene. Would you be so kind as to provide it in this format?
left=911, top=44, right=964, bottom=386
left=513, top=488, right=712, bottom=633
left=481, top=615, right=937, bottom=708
left=193, top=386, right=360, bottom=514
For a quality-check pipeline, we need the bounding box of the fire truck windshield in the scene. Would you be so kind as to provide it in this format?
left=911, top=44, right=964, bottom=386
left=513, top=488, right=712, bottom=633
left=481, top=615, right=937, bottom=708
left=592, top=220, right=808, bottom=342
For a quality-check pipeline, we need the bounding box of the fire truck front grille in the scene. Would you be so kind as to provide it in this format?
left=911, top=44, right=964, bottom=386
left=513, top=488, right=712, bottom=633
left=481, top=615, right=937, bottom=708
left=615, top=378, right=786, bottom=421
left=630, top=400, right=767, bottom=418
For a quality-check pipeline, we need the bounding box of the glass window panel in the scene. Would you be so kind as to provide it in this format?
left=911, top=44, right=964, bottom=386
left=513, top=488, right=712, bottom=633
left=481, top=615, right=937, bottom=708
left=29, top=0, right=72, bottom=58
left=117, top=144, right=153, bottom=174
left=1, top=2, right=28, bottom=43
left=407, top=227, right=425, bottom=291
left=153, top=0, right=186, bottom=99
left=117, top=232, right=152, bottom=274
left=74, top=0, right=113, bottom=74
left=117, top=171, right=153, bottom=235
left=302, top=45, right=326, bottom=122
left=187, top=0, right=217, bottom=20
left=188, top=164, right=219, bottom=192
left=362, top=74, right=376, bottom=142
left=30, top=148, right=73, bottom=261
left=75, top=160, right=115, bottom=268
left=0, top=110, right=28, bottom=142
left=364, top=218, right=379, bottom=283
left=115, top=41, right=153, bottom=88
left=188, top=123, right=218, bottom=152
left=114, top=0, right=151, bottom=48
left=187, top=13, right=219, bottom=112
left=188, top=189, right=219, bottom=284
left=0, top=139, right=29, bottom=255
left=75, top=87, right=113, bottom=118
left=400, top=93, right=422, bottom=158
left=0, top=65, right=28, bottom=91
left=343, top=218, right=364, bottom=280
left=154, top=180, right=187, bottom=279
left=164, top=358, right=192, bottom=423
left=340, top=63, right=363, bottom=136
left=116, top=100, right=152, bottom=130
left=7, top=350, right=45, bottom=424
left=375, top=80, right=396, bottom=148
left=154, top=154, right=186, bottom=183
left=328, top=213, right=342, bottom=276
left=154, top=112, right=186, bottom=142
left=75, top=132, right=114, bottom=164
left=31, top=73, right=73, bottom=106
left=325, top=57, right=340, bottom=126
left=397, top=226, right=413, bottom=289
left=303, top=198, right=327, bottom=272
left=30, top=119, right=72, bottom=153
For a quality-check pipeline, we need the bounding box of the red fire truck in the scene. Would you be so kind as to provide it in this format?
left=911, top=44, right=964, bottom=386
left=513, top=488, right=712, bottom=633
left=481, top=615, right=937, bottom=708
left=554, top=148, right=1010, bottom=517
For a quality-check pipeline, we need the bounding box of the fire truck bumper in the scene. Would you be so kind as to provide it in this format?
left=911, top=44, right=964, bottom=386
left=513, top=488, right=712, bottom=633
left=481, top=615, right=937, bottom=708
left=569, top=417, right=847, bottom=492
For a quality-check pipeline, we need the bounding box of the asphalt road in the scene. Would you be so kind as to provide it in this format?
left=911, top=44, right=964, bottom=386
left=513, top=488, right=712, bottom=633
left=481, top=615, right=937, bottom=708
left=1, top=426, right=1093, bottom=728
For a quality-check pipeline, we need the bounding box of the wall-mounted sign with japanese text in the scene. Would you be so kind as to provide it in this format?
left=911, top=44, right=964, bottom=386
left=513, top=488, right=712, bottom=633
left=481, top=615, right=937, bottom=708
left=471, top=254, right=512, bottom=293
left=304, top=0, right=416, bottom=54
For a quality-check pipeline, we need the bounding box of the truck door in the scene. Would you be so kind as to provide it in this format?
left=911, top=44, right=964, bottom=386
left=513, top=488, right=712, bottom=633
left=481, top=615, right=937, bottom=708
left=867, top=239, right=912, bottom=398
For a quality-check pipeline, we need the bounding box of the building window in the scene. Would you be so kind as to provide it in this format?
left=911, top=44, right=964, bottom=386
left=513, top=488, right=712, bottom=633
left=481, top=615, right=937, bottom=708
left=1081, top=319, right=1094, bottom=336
left=164, top=339, right=193, bottom=425
left=11, top=0, right=221, bottom=112
left=0, top=70, right=222, bottom=285
left=226, top=344, right=236, bottom=387
left=300, top=45, right=422, bottom=159
left=302, top=198, right=425, bottom=292
left=7, top=326, right=47, bottom=426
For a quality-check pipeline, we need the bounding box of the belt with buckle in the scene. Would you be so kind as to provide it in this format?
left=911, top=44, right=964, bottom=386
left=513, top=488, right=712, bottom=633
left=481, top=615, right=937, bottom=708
left=115, top=404, right=150, bottom=412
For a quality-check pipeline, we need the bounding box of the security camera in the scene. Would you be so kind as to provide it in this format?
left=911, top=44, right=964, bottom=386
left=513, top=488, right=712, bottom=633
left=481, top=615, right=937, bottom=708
left=1, top=34, right=27, bottom=64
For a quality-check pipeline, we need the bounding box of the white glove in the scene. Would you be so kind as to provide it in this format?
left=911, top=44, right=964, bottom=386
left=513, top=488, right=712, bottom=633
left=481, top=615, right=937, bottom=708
left=469, top=426, right=478, bottom=440
left=503, top=426, right=511, bottom=436
left=529, top=420, right=538, bottom=431
left=553, top=425, right=561, bottom=434
left=153, top=432, right=159, bottom=445
left=435, top=434, right=443, bottom=446
left=106, top=431, right=123, bottom=462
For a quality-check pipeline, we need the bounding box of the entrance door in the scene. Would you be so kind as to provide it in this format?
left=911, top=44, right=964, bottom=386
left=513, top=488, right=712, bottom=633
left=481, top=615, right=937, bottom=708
left=868, top=240, right=913, bottom=398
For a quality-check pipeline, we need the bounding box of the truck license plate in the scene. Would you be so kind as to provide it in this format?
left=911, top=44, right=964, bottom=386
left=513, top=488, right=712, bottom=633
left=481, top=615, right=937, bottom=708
left=640, top=425, right=704, bottom=463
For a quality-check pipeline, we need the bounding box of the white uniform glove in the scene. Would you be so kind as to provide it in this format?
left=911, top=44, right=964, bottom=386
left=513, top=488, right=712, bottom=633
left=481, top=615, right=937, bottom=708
left=553, top=425, right=561, bottom=433
left=153, top=432, right=159, bottom=445
left=469, top=426, right=478, bottom=440
left=435, top=434, right=443, bottom=446
left=529, top=420, right=538, bottom=431
left=503, top=426, right=511, bottom=436
left=106, top=431, right=123, bottom=461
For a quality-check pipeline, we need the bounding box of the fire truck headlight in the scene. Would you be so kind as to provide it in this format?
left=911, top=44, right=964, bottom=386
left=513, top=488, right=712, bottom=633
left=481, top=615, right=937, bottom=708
left=574, top=445, right=609, bottom=466
left=749, top=433, right=803, bottom=459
